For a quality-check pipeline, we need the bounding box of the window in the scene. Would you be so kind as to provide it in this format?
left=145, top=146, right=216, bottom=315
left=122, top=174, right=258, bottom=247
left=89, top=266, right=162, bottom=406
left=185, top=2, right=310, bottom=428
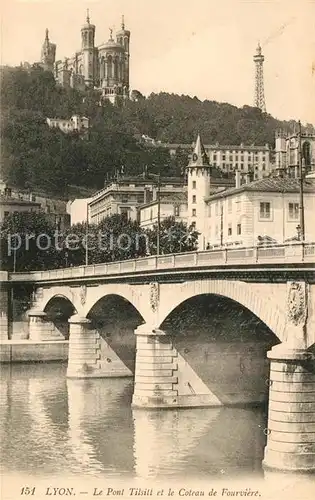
left=240, top=164, right=244, bottom=170
left=228, top=224, right=232, bottom=236
left=174, top=205, right=180, bottom=216
left=229, top=155, right=233, bottom=161
left=260, top=202, right=271, bottom=219
left=192, top=181, right=196, bottom=189
left=213, top=154, right=217, bottom=161
left=222, top=155, right=226, bottom=160
left=192, top=209, right=196, bottom=217
left=137, top=194, right=144, bottom=204
left=122, top=195, right=128, bottom=203
left=192, top=195, right=196, bottom=203
left=120, top=207, right=129, bottom=219
left=4, top=211, right=9, bottom=219
left=288, top=202, right=299, bottom=220
left=228, top=198, right=232, bottom=213
left=237, top=223, right=242, bottom=235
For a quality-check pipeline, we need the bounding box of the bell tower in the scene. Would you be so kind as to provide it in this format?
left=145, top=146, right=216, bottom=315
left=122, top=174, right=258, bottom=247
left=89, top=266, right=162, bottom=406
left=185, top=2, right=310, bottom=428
left=186, top=134, right=211, bottom=250
left=81, top=9, right=95, bottom=87
left=116, top=15, right=131, bottom=90
left=41, top=29, right=56, bottom=73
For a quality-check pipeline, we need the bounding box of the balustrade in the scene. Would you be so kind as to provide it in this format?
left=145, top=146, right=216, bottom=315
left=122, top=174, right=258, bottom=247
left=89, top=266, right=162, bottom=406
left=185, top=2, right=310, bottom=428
left=6, top=243, right=314, bottom=283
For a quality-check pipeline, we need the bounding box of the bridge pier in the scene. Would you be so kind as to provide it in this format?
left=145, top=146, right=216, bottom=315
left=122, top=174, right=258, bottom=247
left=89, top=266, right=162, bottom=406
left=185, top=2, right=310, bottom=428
left=0, top=288, right=9, bottom=340
left=132, top=324, right=222, bottom=409
left=263, top=345, right=315, bottom=473
left=28, top=310, right=65, bottom=341
left=67, top=315, right=132, bottom=379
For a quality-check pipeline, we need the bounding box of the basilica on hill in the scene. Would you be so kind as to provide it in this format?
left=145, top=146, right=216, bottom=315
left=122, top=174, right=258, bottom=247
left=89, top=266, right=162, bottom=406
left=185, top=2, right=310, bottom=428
left=40, top=10, right=130, bottom=105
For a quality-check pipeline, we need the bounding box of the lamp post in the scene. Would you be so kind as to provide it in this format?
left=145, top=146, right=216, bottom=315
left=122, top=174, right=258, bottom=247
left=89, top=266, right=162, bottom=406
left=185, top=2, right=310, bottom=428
left=298, top=120, right=305, bottom=242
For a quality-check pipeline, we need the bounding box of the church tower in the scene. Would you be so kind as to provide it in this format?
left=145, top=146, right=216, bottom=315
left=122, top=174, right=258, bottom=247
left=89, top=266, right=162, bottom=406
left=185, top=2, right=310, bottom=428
left=116, top=15, right=131, bottom=90
left=186, top=134, right=211, bottom=250
left=81, top=10, right=95, bottom=87
left=41, top=29, right=56, bottom=73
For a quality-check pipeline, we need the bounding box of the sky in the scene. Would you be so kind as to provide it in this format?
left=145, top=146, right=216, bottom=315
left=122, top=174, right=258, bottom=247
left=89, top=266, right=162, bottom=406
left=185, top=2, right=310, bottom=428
left=1, top=0, right=315, bottom=124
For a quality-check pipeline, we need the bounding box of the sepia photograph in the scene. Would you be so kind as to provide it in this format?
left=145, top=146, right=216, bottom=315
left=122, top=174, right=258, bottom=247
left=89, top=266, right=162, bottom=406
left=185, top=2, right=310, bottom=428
left=0, top=1, right=315, bottom=499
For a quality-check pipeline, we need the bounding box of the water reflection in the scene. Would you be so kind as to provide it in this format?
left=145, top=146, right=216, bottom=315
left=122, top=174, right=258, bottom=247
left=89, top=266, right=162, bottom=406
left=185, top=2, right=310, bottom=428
left=132, top=406, right=266, bottom=479
left=0, top=363, right=268, bottom=479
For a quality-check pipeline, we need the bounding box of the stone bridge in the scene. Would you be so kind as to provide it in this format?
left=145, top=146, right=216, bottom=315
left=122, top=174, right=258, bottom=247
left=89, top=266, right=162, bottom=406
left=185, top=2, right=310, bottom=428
left=1, top=243, right=315, bottom=473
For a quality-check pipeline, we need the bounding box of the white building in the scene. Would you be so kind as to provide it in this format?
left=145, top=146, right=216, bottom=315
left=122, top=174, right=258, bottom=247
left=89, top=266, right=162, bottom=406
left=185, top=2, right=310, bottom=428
left=88, top=175, right=185, bottom=225
left=67, top=198, right=92, bottom=225
left=139, top=193, right=187, bottom=230
left=46, top=115, right=89, bottom=134
left=162, top=141, right=272, bottom=180
left=202, top=177, right=315, bottom=248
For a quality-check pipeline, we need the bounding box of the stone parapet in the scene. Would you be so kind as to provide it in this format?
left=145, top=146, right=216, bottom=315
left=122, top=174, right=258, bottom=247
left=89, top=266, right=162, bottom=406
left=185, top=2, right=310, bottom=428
left=263, top=344, right=315, bottom=473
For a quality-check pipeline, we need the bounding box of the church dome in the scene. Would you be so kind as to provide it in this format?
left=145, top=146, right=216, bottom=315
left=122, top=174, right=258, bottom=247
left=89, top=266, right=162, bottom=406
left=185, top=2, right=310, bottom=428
left=103, top=37, right=124, bottom=51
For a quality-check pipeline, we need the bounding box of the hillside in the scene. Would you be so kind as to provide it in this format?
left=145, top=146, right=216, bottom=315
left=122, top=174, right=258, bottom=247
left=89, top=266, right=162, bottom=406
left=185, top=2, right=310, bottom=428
left=1, top=65, right=314, bottom=197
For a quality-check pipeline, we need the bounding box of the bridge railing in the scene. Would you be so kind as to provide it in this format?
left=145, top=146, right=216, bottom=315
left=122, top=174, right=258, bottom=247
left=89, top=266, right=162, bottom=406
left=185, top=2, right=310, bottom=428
left=7, top=242, right=315, bottom=282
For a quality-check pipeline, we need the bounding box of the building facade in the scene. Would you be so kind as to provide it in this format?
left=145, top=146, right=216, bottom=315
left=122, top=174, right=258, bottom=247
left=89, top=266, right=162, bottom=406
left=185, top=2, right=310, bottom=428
left=0, top=180, right=70, bottom=229
left=46, top=115, right=89, bottom=134
left=88, top=176, right=185, bottom=225
left=0, top=195, right=40, bottom=223
left=275, top=130, right=315, bottom=177
left=139, top=193, right=187, bottom=230
left=202, top=177, right=315, bottom=249
left=162, top=142, right=272, bottom=180
left=41, top=12, right=130, bottom=105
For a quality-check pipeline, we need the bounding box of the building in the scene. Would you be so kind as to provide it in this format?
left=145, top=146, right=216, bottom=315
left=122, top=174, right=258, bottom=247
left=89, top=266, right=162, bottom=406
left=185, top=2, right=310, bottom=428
left=0, top=179, right=70, bottom=229
left=202, top=177, right=315, bottom=249
left=0, top=194, right=40, bottom=223
left=139, top=192, right=187, bottom=230
left=46, top=115, right=89, bottom=134
left=40, top=12, right=130, bottom=105
left=161, top=142, right=272, bottom=180
left=275, top=130, right=315, bottom=177
left=67, top=197, right=92, bottom=225
left=88, top=175, right=185, bottom=225
left=185, top=135, right=236, bottom=249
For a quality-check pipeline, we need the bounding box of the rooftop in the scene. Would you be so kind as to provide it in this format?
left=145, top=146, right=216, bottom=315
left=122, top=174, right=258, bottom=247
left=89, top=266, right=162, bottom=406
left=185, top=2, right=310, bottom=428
left=205, top=177, right=315, bottom=202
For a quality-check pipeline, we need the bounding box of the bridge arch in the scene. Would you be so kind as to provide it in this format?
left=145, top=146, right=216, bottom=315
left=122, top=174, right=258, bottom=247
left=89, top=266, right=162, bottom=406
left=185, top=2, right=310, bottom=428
left=83, top=285, right=149, bottom=323
left=158, top=280, right=286, bottom=342
left=36, top=287, right=80, bottom=316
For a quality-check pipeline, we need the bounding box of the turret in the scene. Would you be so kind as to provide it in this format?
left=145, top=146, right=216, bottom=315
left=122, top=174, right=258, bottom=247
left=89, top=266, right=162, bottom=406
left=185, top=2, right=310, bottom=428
left=41, top=29, right=56, bottom=73
left=186, top=134, right=211, bottom=249
left=116, top=15, right=130, bottom=88
left=81, top=9, right=95, bottom=86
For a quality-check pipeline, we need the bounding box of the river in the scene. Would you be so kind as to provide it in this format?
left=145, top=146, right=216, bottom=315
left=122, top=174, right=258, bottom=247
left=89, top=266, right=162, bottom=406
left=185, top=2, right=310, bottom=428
left=0, top=362, right=313, bottom=500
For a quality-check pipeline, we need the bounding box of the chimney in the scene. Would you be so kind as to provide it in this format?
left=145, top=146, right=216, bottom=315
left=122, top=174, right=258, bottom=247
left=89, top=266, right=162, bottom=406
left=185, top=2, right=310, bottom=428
left=235, top=170, right=241, bottom=188
left=245, top=173, right=251, bottom=184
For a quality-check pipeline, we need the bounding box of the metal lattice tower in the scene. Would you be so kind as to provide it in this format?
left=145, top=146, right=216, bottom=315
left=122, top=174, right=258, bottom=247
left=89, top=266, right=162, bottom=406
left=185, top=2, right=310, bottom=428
left=253, top=43, right=266, bottom=112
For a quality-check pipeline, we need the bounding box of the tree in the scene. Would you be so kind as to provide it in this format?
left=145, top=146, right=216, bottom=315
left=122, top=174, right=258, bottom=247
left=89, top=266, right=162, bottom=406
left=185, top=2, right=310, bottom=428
left=146, top=217, right=199, bottom=255
left=0, top=212, right=63, bottom=271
